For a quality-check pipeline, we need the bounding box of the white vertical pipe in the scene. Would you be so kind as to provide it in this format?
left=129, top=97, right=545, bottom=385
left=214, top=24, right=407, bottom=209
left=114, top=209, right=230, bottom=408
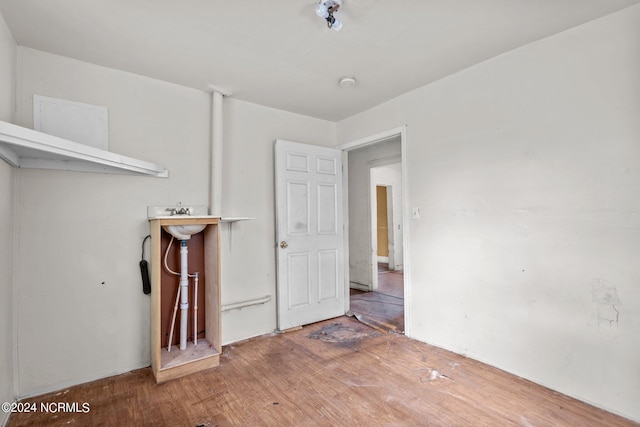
left=179, top=240, right=189, bottom=350
left=211, top=90, right=224, bottom=217
left=193, top=272, right=199, bottom=346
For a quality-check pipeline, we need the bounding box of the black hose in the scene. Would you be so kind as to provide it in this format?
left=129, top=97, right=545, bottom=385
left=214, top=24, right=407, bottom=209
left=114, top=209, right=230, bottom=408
left=140, top=235, right=151, bottom=294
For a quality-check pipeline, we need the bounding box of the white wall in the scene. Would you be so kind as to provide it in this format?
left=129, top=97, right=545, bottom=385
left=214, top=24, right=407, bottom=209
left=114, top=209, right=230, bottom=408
left=0, top=9, right=16, bottom=427
left=12, top=48, right=336, bottom=397
left=347, top=139, right=401, bottom=287
left=0, top=11, right=13, bottom=122
left=337, top=5, right=640, bottom=422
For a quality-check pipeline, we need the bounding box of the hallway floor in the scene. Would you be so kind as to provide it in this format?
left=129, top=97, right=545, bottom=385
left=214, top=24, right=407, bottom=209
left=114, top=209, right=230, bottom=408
left=349, top=263, right=404, bottom=333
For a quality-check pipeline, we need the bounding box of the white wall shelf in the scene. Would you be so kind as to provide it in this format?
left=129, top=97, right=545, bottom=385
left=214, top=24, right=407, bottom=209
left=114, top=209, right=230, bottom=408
left=220, top=217, right=254, bottom=250
left=220, top=217, right=254, bottom=223
left=0, top=120, right=168, bottom=177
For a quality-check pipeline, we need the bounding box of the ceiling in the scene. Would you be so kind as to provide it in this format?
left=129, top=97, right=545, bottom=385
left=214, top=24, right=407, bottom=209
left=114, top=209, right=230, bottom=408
left=1, top=0, right=639, bottom=122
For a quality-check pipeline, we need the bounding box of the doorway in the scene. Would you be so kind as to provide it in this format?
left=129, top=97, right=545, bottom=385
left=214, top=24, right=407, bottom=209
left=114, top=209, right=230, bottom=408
left=376, top=185, right=390, bottom=263
left=340, top=127, right=407, bottom=334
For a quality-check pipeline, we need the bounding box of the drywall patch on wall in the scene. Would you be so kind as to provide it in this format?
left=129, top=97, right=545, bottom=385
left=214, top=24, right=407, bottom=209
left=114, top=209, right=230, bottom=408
left=592, top=279, right=620, bottom=329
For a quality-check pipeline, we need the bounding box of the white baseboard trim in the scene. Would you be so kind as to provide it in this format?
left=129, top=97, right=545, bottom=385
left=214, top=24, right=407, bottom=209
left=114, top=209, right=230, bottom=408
left=349, top=282, right=370, bottom=291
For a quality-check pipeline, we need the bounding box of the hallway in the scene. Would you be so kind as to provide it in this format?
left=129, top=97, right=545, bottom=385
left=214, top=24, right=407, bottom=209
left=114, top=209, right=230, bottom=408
left=349, top=263, right=404, bottom=333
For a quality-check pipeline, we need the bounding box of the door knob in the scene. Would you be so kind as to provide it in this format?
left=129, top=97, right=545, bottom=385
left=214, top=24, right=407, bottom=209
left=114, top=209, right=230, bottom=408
left=280, top=241, right=288, bottom=249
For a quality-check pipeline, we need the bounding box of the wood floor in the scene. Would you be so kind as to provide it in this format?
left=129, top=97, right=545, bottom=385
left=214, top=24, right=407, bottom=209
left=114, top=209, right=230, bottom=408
left=7, top=316, right=637, bottom=426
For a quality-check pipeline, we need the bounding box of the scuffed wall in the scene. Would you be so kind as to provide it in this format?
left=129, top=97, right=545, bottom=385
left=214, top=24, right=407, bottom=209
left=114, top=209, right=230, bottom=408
left=337, top=5, right=640, bottom=421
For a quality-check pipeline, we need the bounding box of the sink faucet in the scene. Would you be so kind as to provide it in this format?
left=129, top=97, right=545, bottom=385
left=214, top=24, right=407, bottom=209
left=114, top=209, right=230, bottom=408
left=166, top=202, right=191, bottom=216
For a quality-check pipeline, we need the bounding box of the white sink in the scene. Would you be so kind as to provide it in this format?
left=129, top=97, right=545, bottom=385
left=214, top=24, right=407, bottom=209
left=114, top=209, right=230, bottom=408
left=147, top=205, right=209, bottom=219
left=163, top=223, right=207, bottom=240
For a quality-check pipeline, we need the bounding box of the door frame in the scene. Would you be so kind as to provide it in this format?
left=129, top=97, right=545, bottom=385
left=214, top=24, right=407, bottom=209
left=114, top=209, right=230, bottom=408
left=374, top=184, right=390, bottom=266
left=369, top=157, right=401, bottom=290
left=338, top=125, right=410, bottom=337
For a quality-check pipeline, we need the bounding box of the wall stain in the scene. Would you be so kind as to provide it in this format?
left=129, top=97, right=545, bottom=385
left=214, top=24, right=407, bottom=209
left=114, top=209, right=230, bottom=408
left=592, top=279, right=620, bottom=329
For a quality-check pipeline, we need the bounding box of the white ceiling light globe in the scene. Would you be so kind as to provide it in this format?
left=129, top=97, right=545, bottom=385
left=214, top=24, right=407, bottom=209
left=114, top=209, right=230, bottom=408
left=315, top=3, right=329, bottom=18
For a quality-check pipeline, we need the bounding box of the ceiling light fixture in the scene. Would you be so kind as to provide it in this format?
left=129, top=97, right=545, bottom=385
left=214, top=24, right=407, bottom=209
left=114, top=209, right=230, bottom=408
left=315, top=0, right=343, bottom=31
left=339, top=76, right=356, bottom=87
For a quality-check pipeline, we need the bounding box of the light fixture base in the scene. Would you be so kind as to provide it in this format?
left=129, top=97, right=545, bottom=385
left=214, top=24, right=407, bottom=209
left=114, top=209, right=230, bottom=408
left=317, top=0, right=344, bottom=31
left=339, top=76, right=357, bottom=87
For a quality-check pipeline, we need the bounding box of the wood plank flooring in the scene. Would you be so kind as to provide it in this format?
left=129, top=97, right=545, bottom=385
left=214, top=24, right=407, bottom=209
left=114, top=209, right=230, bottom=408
left=7, top=316, right=637, bottom=426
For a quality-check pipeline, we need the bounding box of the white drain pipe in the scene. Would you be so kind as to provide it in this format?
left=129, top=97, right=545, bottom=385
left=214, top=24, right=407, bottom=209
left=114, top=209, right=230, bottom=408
left=210, top=88, right=229, bottom=217
left=179, top=240, right=189, bottom=350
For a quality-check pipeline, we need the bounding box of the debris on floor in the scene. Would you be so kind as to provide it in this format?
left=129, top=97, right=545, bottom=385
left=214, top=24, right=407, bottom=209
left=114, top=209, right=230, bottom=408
left=347, top=311, right=397, bottom=334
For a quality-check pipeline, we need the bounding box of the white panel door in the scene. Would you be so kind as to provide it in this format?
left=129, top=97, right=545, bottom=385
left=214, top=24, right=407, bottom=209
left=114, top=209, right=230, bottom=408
left=275, top=140, right=345, bottom=330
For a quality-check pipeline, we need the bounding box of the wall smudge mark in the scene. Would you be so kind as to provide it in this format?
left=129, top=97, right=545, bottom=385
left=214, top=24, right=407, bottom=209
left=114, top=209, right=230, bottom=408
left=592, top=279, right=620, bottom=329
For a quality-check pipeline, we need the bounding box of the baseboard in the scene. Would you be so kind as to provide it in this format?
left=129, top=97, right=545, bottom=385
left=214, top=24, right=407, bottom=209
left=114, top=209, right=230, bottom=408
left=349, top=282, right=370, bottom=291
